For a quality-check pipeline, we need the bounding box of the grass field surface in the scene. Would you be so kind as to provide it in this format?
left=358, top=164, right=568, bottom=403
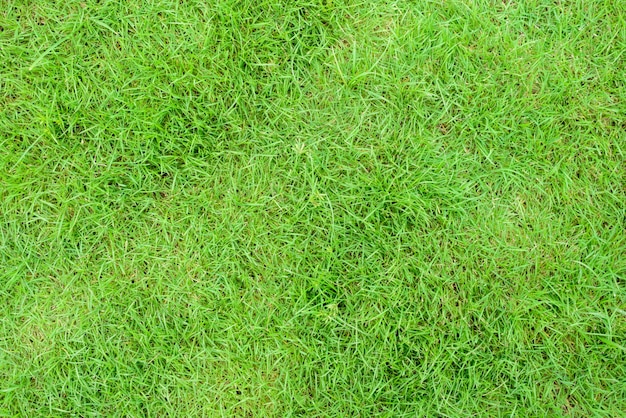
left=1, top=0, right=625, bottom=416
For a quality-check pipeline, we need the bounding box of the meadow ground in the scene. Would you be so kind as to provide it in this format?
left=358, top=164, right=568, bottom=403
left=1, top=0, right=625, bottom=416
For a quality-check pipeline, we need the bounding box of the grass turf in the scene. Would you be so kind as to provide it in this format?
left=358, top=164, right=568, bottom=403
left=1, top=0, right=625, bottom=416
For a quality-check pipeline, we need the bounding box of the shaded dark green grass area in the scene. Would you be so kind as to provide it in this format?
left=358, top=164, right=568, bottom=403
left=1, top=0, right=625, bottom=416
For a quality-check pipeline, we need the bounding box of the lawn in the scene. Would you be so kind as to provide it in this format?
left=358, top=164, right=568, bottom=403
left=1, top=0, right=625, bottom=416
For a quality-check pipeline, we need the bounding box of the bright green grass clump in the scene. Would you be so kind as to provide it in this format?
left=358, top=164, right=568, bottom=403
left=1, top=0, right=625, bottom=416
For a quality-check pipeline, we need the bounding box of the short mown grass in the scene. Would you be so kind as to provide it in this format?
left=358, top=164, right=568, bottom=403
left=1, top=0, right=625, bottom=416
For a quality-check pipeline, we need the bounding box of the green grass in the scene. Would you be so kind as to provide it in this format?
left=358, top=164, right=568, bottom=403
left=1, top=0, right=625, bottom=416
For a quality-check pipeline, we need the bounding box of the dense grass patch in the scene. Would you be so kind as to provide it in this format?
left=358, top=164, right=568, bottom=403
left=1, top=0, right=625, bottom=416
